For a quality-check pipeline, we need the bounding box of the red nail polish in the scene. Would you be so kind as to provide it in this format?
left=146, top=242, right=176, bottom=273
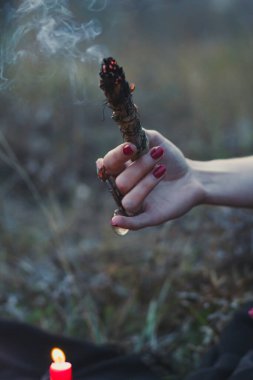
left=153, top=164, right=166, bottom=179
left=150, top=146, right=164, bottom=160
left=123, top=144, right=134, bottom=155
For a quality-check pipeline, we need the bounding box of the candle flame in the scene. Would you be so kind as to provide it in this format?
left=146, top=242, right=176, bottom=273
left=51, top=348, right=66, bottom=363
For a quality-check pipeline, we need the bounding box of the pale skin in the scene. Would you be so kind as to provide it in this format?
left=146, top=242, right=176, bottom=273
left=96, top=129, right=253, bottom=231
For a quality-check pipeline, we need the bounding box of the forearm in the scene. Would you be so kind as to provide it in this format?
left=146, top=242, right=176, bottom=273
left=189, top=156, right=253, bottom=208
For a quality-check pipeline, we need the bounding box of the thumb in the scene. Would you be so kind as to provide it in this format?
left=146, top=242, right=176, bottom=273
left=111, top=212, right=152, bottom=231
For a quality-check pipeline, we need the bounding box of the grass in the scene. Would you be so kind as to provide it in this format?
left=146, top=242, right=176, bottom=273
left=0, top=2, right=253, bottom=378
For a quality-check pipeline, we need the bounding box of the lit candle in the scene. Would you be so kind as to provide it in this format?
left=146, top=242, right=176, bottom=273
left=50, top=347, right=72, bottom=380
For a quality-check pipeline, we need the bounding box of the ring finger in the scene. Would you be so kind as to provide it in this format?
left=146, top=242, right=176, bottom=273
left=121, top=163, right=167, bottom=215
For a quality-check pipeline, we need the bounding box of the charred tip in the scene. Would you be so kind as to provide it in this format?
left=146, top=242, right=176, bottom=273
left=99, top=57, right=125, bottom=81
left=99, top=57, right=131, bottom=107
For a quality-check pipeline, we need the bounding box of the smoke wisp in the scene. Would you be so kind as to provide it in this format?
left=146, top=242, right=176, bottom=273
left=0, top=0, right=108, bottom=95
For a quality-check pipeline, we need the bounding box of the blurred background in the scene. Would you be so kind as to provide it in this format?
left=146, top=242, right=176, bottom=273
left=0, top=0, right=253, bottom=378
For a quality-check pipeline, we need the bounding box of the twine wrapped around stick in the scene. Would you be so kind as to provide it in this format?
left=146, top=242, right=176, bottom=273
left=99, top=57, right=148, bottom=159
left=98, top=57, right=149, bottom=235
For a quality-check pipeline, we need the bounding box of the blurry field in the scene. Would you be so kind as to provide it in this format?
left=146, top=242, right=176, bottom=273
left=0, top=1, right=253, bottom=378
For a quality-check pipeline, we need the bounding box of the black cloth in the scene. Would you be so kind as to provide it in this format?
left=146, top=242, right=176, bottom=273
left=0, top=319, right=159, bottom=380
left=185, top=302, right=253, bottom=380
left=1, top=302, right=253, bottom=380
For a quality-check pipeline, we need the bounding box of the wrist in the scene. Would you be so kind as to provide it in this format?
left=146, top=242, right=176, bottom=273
left=188, top=159, right=220, bottom=205
left=188, top=156, right=253, bottom=208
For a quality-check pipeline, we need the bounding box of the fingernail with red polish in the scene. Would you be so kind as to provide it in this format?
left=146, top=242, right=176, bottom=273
left=150, top=146, right=164, bottom=160
left=153, top=164, right=166, bottom=179
left=123, top=144, right=134, bottom=156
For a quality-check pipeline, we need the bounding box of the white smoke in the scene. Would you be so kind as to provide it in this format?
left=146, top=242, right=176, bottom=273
left=36, top=17, right=102, bottom=56
left=16, top=0, right=105, bottom=58
left=210, top=0, right=235, bottom=13
left=17, top=0, right=49, bottom=14
left=87, top=0, right=108, bottom=12
left=0, top=0, right=109, bottom=92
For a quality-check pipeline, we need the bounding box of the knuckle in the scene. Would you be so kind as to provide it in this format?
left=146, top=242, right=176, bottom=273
left=115, top=176, right=128, bottom=194
left=103, top=150, right=116, bottom=168
left=103, top=147, right=125, bottom=175
left=122, top=198, right=137, bottom=215
left=148, top=129, right=162, bottom=141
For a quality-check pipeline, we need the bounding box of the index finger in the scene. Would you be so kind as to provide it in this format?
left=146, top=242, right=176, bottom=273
left=102, top=143, right=137, bottom=176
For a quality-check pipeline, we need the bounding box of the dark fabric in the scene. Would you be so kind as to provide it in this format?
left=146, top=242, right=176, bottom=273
left=1, top=302, right=253, bottom=380
left=185, top=302, right=253, bottom=380
left=0, top=319, right=160, bottom=380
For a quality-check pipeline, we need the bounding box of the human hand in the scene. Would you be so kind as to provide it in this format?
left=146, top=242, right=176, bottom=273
left=96, top=130, right=204, bottom=230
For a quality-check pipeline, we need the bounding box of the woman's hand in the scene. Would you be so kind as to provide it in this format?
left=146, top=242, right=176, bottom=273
left=96, top=130, right=204, bottom=230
